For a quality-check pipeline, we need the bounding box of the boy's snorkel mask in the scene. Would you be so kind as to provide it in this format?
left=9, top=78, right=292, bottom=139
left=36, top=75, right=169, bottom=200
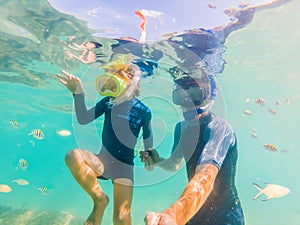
left=96, top=57, right=141, bottom=104
left=96, top=72, right=129, bottom=97
left=170, top=66, right=213, bottom=121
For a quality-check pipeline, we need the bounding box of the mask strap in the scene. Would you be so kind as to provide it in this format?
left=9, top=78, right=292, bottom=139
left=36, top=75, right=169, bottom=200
left=113, top=76, right=140, bottom=105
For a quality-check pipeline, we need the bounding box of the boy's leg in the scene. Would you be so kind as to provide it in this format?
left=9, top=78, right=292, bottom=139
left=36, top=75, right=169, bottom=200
left=113, top=178, right=133, bottom=225
left=65, top=148, right=109, bottom=225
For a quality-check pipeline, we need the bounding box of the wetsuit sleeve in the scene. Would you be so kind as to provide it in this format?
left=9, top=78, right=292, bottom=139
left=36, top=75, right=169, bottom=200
left=73, top=93, right=107, bottom=124
left=142, top=108, right=153, bottom=150
left=198, top=119, right=235, bottom=169
left=170, top=122, right=184, bottom=159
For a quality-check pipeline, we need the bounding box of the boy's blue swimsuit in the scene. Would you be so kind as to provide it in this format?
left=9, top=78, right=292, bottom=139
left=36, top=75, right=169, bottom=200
left=172, top=112, right=244, bottom=225
left=74, top=94, right=153, bottom=181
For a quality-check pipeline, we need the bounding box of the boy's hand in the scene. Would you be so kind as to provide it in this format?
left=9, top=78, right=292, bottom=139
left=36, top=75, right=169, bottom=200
left=56, top=70, right=84, bottom=94
left=140, top=149, right=160, bottom=171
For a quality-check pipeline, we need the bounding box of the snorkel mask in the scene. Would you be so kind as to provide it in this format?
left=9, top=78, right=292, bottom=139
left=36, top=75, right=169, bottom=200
left=171, top=68, right=212, bottom=120
left=96, top=73, right=129, bottom=97
left=96, top=56, right=142, bottom=100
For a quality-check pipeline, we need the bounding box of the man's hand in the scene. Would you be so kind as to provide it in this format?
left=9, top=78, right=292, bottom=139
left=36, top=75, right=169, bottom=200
left=56, top=70, right=84, bottom=94
left=144, top=212, right=177, bottom=225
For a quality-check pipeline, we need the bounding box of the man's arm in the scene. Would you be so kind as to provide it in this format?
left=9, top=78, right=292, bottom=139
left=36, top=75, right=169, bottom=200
left=164, top=164, right=218, bottom=224
left=144, top=163, right=218, bottom=225
left=156, top=154, right=183, bottom=172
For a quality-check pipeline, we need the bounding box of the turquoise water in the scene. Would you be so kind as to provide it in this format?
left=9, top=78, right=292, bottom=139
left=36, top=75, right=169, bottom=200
left=1, top=0, right=300, bottom=225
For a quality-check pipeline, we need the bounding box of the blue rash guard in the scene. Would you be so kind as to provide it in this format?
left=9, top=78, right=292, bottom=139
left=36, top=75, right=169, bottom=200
left=171, top=112, right=244, bottom=225
left=73, top=93, right=153, bottom=180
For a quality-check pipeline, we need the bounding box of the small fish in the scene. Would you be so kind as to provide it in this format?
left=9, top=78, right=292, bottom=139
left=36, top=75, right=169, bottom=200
left=12, top=178, right=29, bottom=186
left=208, top=4, right=218, bottom=9
left=38, top=186, right=49, bottom=194
left=253, top=183, right=290, bottom=201
left=29, top=129, right=45, bottom=140
left=57, top=129, right=71, bottom=137
left=244, top=98, right=251, bottom=103
left=255, top=98, right=267, bottom=106
left=9, top=119, right=19, bottom=128
left=275, top=100, right=282, bottom=105
left=286, top=99, right=290, bottom=105
left=243, top=109, right=252, bottom=116
left=268, top=108, right=276, bottom=115
left=0, top=184, right=12, bottom=193
left=251, top=133, right=258, bottom=138
left=29, top=140, right=35, bottom=147
left=263, top=144, right=277, bottom=152
left=18, top=158, right=28, bottom=170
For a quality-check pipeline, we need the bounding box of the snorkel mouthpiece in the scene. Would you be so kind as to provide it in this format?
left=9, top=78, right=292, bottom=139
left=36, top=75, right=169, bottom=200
left=172, top=76, right=209, bottom=107
left=183, top=108, right=205, bottom=121
left=170, top=66, right=214, bottom=120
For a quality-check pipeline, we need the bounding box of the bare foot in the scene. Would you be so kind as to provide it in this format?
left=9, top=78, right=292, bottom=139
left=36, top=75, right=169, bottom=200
left=85, top=193, right=109, bottom=225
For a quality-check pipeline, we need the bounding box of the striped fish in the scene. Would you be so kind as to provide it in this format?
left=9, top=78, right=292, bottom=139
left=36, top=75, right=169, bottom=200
left=38, top=186, right=49, bottom=194
left=263, top=144, right=277, bottom=151
left=18, top=158, right=28, bottom=170
left=29, top=129, right=45, bottom=140
left=9, top=119, right=19, bottom=128
left=255, top=98, right=267, bottom=106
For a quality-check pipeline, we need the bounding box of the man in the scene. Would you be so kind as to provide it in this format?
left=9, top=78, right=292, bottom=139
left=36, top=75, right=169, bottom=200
left=141, top=65, right=244, bottom=225
left=57, top=61, right=155, bottom=225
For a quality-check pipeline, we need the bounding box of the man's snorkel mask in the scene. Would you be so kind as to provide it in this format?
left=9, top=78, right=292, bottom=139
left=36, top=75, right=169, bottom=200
left=170, top=66, right=213, bottom=121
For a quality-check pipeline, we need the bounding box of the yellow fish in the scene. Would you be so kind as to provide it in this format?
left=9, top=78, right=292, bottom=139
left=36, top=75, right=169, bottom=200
left=253, top=183, right=290, bottom=201
left=263, top=144, right=277, bottom=151
left=29, top=129, right=45, bottom=140
left=268, top=108, right=276, bottom=115
left=12, top=178, right=29, bottom=186
left=0, top=184, right=12, bottom=193
left=243, top=109, right=252, bottom=116
left=57, top=129, right=71, bottom=137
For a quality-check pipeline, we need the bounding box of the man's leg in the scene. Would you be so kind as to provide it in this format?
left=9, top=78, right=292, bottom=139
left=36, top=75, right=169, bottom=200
left=65, top=148, right=109, bottom=225
left=113, top=178, right=133, bottom=225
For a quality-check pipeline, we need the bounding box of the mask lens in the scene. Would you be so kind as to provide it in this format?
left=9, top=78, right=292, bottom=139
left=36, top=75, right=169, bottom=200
left=96, top=73, right=127, bottom=97
left=172, top=88, right=193, bottom=106
left=172, top=86, right=206, bottom=107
